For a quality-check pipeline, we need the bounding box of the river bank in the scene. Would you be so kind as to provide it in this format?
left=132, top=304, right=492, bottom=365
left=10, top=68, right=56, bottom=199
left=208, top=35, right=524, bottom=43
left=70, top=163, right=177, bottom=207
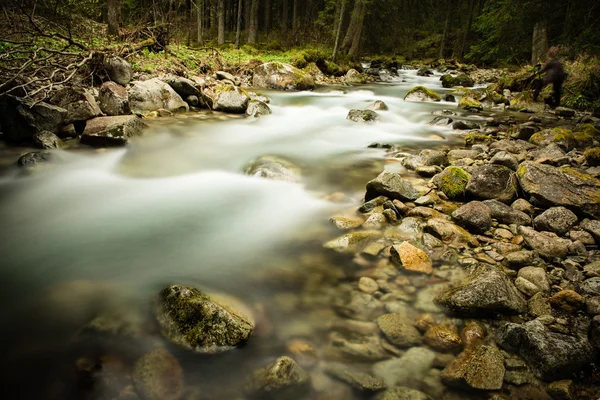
left=1, top=58, right=600, bottom=400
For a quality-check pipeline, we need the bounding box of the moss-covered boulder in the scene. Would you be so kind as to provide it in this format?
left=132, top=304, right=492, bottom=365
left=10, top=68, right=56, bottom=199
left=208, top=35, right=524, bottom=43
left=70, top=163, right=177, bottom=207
left=573, top=124, right=600, bottom=148
left=464, top=133, right=491, bottom=146
left=466, top=164, right=519, bottom=203
left=212, top=84, right=250, bottom=113
left=529, top=127, right=576, bottom=151
left=585, top=147, right=600, bottom=166
left=440, top=74, right=474, bottom=88
left=347, top=109, right=380, bottom=123
left=433, top=166, right=471, bottom=200
left=253, top=62, right=315, bottom=91
left=404, top=86, right=441, bottom=102
left=508, top=91, right=545, bottom=113
left=458, top=95, right=483, bottom=111
left=517, top=161, right=600, bottom=218
left=153, top=285, right=254, bottom=354
left=245, top=356, right=310, bottom=400
left=80, top=115, right=148, bottom=147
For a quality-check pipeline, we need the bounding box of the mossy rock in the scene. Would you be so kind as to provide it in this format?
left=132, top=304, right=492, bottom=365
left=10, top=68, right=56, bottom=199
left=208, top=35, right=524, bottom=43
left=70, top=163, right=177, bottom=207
left=508, top=91, right=545, bottom=113
left=404, top=86, right=441, bottom=102
left=434, top=166, right=471, bottom=200
left=291, top=53, right=307, bottom=69
left=253, top=62, right=315, bottom=91
left=153, top=285, right=254, bottom=354
left=440, top=74, right=474, bottom=88
left=573, top=123, right=600, bottom=148
left=465, top=133, right=491, bottom=146
left=584, top=147, right=600, bottom=166
left=529, top=127, right=576, bottom=150
left=458, top=95, right=483, bottom=111
left=347, top=109, right=379, bottom=123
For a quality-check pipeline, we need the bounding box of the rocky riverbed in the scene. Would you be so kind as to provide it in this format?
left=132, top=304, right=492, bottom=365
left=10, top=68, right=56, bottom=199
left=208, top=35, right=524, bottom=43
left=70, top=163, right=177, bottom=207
left=1, top=58, right=600, bottom=400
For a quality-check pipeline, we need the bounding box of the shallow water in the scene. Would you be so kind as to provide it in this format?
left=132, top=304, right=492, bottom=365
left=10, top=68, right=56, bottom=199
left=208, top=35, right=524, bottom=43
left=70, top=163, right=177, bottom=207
left=0, top=70, right=483, bottom=399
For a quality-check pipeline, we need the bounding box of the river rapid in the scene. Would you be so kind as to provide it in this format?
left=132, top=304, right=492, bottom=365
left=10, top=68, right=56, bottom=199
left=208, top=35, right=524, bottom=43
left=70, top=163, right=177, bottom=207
left=0, top=70, right=491, bottom=399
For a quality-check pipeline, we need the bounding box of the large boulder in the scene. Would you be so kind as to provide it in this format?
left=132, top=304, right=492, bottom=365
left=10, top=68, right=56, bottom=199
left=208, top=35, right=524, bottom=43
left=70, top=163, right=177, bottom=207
left=404, top=86, right=441, bottom=102
left=365, top=171, right=421, bottom=202
left=245, top=356, right=310, bottom=400
left=435, top=268, right=527, bottom=316
left=212, top=84, right=250, bottom=113
left=103, top=56, right=132, bottom=85
left=533, top=207, right=578, bottom=236
left=80, top=115, right=147, bottom=147
left=164, top=76, right=201, bottom=97
left=50, top=87, right=102, bottom=124
left=153, top=285, right=254, bottom=354
left=33, top=131, right=63, bottom=149
left=244, top=155, right=301, bottom=183
left=451, top=201, right=492, bottom=234
left=466, top=164, right=519, bottom=203
left=98, top=81, right=130, bottom=116
left=128, top=78, right=189, bottom=114
left=482, top=200, right=532, bottom=226
left=496, top=319, right=596, bottom=381
left=517, top=226, right=570, bottom=260
left=432, top=166, right=471, bottom=200
left=0, top=95, right=66, bottom=143
left=440, top=74, right=474, bottom=88
left=253, top=62, right=315, bottom=91
left=517, top=162, right=600, bottom=218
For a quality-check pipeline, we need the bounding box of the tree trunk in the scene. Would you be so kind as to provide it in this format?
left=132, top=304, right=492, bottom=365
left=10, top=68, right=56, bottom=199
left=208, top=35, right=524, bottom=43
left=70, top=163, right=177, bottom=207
left=264, top=0, right=272, bottom=35
left=282, top=0, right=288, bottom=31
left=342, top=0, right=366, bottom=58
left=235, top=0, right=243, bottom=47
left=247, top=0, right=259, bottom=44
left=107, top=0, right=120, bottom=36
left=332, top=0, right=346, bottom=62
left=459, top=0, right=475, bottom=60
left=197, top=0, right=203, bottom=45
left=439, top=0, right=453, bottom=59
left=531, top=20, right=549, bottom=64
left=292, top=0, right=299, bottom=34
left=217, top=0, right=225, bottom=44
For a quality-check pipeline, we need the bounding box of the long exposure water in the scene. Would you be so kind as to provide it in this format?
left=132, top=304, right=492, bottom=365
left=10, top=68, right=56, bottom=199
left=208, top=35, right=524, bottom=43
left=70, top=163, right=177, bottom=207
left=0, top=70, right=488, bottom=399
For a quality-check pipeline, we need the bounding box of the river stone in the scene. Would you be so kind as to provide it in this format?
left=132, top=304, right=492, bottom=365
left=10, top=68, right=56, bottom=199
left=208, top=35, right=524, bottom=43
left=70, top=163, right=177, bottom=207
left=128, top=78, right=189, bottom=114
left=372, top=347, right=436, bottom=388
left=366, top=100, right=389, bottom=111
left=330, top=216, right=364, bottom=230
left=432, top=166, right=471, bottom=199
left=435, top=268, right=527, bottom=316
left=518, top=226, right=570, bottom=260
left=512, top=198, right=535, bottom=215
left=324, top=231, right=383, bottom=254
left=0, top=95, right=67, bottom=143
left=376, top=314, right=422, bottom=348
left=98, top=81, right=130, bottom=116
left=374, top=387, right=432, bottom=400
left=244, top=155, right=301, bottom=182
left=404, top=86, right=441, bottom=102
left=534, top=207, right=578, bottom=236
left=132, top=348, right=184, bottom=400
left=212, top=84, right=250, bottom=113
left=517, top=267, right=550, bottom=295
left=153, top=285, right=253, bottom=353
left=482, top=199, right=532, bottom=225
left=390, top=242, right=433, bottom=274
left=517, top=161, right=600, bottom=218
left=403, top=150, right=448, bottom=170
left=555, top=107, right=575, bottom=118
left=451, top=201, right=492, bottom=234
left=246, top=100, right=271, bottom=117
left=549, top=290, right=585, bottom=312
left=581, top=277, right=600, bottom=296
left=424, top=325, right=462, bottom=352
left=581, top=219, right=600, bottom=242
left=253, top=62, right=315, bottom=91
left=80, top=115, right=148, bottom=147
left=490, top=151, right=519, bottom=171
left=103, top=56, right=132, bottom=85
left=430, top=116, right=453, bottom=125
left=347, top=109, right=380, bottom=123
left=164, top=76, right=201, bottom=97
left=441, top=344, right=505, bottom=390
left=33, top=131, right=62, bottom=149
left=496, top=319, right=595, bottom=380
left=17, top=151, right=53, bottom=168
left=323, top=363, right=386, bottom=392
left=365, top=171, right=421, bottom=202
left=466, top=164, right=518, bottom=203
left=49, top=87, right=101, bottom=124
left=424, top=218, right=479, bottom=247
left=245, top=356, right=309, bottom=400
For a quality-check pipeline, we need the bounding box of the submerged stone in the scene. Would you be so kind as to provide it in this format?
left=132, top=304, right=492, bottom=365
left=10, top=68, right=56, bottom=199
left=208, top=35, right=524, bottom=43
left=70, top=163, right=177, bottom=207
left=245, top=356, right=310, bottom=400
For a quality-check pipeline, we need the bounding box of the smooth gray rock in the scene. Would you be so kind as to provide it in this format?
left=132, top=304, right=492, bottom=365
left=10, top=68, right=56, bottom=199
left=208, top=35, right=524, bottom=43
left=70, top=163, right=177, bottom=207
left=98, top=81, right=130, bottom=116
left=50, top=87, right=102, bottom=124
left=451, top=201, right=492, bottom=234
left=246, top=100, right=272, bottom=117
left=212, top=85, right=250, bottom=113
left=347, top=109, right=380, bottom=122
left=496, top=319, right=595, bottom=380
left=33, top=131, right=62, bottom=149
left=253, top=62, right=315, bottom=91
left=376, top=314, right=422, bottom=348
left=518, top=226, right=570, bottom=260
left=80, top=115, right=147, bottom=147
left=483, top=199, right=532, bottom=225
left=165, top=76, right=201, bottom=97
left=581, top=219, right=600, bottom=242
left=490, top=151, right=519, bottom=171
left=435, top=268, right=527, bottom=316
left=0, top=95, right=66, bottom=143
left=466, top=164, right=519, bottom=203
left=534, top=206, right=578, bottom=236
left=17, top=151, right=52, bottom=168
left=366, top=171, right=421, bottom=202
left=103, top=56, right=132, bottom=85
left=128, top=78, right=189, bottom=114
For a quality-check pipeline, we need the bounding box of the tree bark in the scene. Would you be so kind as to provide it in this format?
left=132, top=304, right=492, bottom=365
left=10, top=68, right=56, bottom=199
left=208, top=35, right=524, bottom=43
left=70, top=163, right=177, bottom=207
left=332, top=0, right=346, bottom=62
left=531, top=20, right=549, bottom=64
left=459, top=0, right=475, bottom=60
left=292, top=0, right=299, bottom=34
left=282, top=0, right=289, bottom=31
left=107, top=0, right=121, bottom=36
left=264, top=0, right=272, bottom=35
left=217, top=0, right=225, bottom=44
left=342, top=0, right=366, bottom=58
left=247, top=0, right=259, bottom=44
left=439, top=0, right=453, bottom=59
left=235, top=0, right=243, bottom=47
left=197, top=0, right=203, bottom=45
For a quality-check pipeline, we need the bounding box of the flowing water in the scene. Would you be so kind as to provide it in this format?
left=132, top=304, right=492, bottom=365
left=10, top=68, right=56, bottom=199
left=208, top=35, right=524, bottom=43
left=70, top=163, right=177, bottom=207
left=0, top=71, right=489, bottom=399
